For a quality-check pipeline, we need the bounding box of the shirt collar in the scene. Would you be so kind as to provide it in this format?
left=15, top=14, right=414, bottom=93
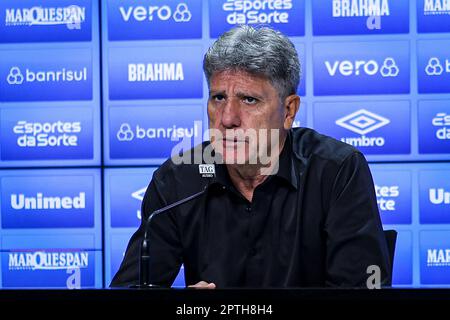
left=208, top=131, right=298, bottom=190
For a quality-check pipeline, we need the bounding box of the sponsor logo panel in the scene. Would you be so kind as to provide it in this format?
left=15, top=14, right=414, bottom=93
left=313, top=0, right=409, bottom=35
left=418, top=40, right=450, bottom=94
left=313, top=41, right=410, bottom=95
left=107, top=0, right=201, bottom=40
left=418, top=100, right=450, bottom=154
left=0, top=0, right=92, bottom=43
left=417, top=0, right=450, bottom=33
left=0, top=107, right=93, bottom=161
left=420, top=231, right=450, bottom=285
left=313, top=101, right=410, bottom=155
left=419, top=170, right=450, bottom=224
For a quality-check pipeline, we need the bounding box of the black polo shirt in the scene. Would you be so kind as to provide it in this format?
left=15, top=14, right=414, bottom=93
left=111, top=127, right=391, bottom=288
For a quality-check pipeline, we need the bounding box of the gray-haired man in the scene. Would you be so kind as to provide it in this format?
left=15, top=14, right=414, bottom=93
left=111, top=25, right=391, bottom=288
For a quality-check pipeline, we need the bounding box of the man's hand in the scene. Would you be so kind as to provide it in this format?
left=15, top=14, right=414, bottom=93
left=187, top=281, right=216, bottom=289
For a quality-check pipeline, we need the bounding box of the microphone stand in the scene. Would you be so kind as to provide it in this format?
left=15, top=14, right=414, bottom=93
left=130, top=186, right=208, bottom=289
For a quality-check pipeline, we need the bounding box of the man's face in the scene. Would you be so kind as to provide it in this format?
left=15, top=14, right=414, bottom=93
left=207, top=70, right=287, bottom=166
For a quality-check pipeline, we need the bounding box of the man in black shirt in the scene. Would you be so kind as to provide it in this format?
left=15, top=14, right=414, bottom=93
left=111, top=25, right=391, bottom=288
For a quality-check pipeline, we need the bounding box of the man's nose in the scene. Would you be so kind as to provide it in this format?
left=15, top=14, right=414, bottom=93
left=221, top=98, right=241, bottom=128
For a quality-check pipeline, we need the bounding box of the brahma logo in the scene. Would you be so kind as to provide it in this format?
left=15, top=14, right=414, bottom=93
left=128, top=63, right=184, bottom=82
left=335, top=109, right=390, bottom=147
left=5, top=5, right=85, bottom=29
left=332, top=0, right=390, bottom=17
left=423, top=0, right=450, bottom=15
left=325, top=58, right=399, bottom=77
left=8, top=251, right=89, bottom=271
left=118, top=3, right=192, bottom=23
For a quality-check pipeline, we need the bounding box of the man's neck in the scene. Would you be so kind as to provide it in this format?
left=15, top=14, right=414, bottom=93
left=226, top=137, right=286, bottom=203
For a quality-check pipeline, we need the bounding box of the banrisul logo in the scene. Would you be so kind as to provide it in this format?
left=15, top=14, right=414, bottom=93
left=419, top=170, right=450, bottom=224
left=108, top=105, right=202, bottom=162
left=107, top=0, right=201, bottom=40
left=0, top=49, right=92, bottom=101
left=209, top=0, right=304, bottom=37
left=314, top=41, right=409, bottom=95
left=313, top=0, right=409, bottom=35
left=2, top=248, right=96, bottom=288
left=370, top=168, right=412, bottom=224
left=0, top=107, right=93, bottom=161
left=313, top=101, right=410, bottom=155
left=417, top=0, right=450, bottom=33
left=108, top=46, right=202, bottom=100
left=418, top=40, right=450, bottom=93
left=418, top=100, right=450, bottom=154
left=0, top=0, right=92, bottom=43
left=1, top=174, right=95, bottom=228
left=420, top=231, right=450, bottom=285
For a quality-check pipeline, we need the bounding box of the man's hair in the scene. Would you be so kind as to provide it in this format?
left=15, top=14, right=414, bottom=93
left=203, top=25, right=300, bottom=100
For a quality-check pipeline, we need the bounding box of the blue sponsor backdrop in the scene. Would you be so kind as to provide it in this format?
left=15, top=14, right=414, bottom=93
left=312, top=0, right=409, bottom=35
left=0, top=0, right=92, bottom=43
left=0, top=0, right=450, bottom=288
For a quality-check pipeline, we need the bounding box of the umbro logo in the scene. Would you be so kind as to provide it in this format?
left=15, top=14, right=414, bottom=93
left=335, top=109, right=390, bottom=135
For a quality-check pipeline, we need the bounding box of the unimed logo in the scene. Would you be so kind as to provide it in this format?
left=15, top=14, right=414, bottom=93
left=10, top=192, right=86, bottom=210
left=8, top=251, right=89, bottom=271
left=429, top=188, right=450, bottom=204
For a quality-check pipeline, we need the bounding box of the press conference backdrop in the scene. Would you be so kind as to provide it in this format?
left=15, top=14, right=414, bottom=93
left=0, top=0, right=449, bottom=289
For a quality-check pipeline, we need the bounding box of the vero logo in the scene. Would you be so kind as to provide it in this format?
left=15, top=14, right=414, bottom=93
left=325, top=58, right=400, bottom=77
left=335, top=109, right=390, bottom=135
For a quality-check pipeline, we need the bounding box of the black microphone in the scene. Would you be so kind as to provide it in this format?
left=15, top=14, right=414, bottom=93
left=130, top=184, right=209, bottom=289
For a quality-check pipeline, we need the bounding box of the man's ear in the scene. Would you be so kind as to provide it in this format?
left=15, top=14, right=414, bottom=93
left=283, top=95, right=300, bottom=130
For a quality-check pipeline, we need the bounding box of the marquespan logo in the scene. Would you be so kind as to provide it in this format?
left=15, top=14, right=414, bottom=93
left=427, top=249, right=450, bottom=267
left=325, top=57, right=399, bottom=77
left=119, top=3, right=192, bottom=23
left=222, top=0, right=293, bottom=24
left=332, top=0, right=390, bottom=17
left=5, top=5, right=85, bottom=29
left=423, top=0, right=450, bottom=15
left=335, top=109, right=390, bottom=147
left=8, top=250, right=89, bottom=271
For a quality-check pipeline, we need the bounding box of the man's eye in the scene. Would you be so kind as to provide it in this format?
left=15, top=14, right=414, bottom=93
left=213, top=95, right=225, bottom=102
left=243, top=97, right=258, bottom=104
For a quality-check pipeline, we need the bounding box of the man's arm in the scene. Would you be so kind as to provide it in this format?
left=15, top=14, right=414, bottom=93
left=324, top=151, right=391, bottom=287
left=110, top=175, right=183, bottom=287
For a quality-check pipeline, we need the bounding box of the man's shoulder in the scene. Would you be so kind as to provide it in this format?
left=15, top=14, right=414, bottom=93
left=291, top=127, right=361, bottom=165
